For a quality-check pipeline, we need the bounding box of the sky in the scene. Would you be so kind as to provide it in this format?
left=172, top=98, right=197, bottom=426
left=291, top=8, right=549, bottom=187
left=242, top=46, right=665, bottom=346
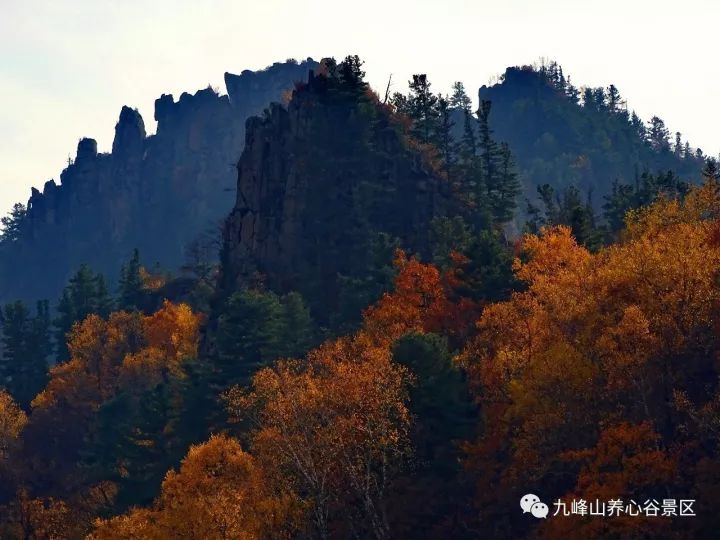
left=1, top=0, right=719, bottom=213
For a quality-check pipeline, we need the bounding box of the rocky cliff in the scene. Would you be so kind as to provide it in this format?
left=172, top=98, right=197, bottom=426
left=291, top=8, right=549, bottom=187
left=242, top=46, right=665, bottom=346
left=0, top=59, right=317, bottom=305
left=220, top=62, right=442, bottom=324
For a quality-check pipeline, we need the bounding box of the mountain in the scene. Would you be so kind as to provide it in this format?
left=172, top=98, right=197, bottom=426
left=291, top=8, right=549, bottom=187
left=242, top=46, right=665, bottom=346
left=219, top=60, right=442, bottom=327
left=0, top=59, right=317, bottom=305
left=478, top=63, right=706, bottom=202
left=1, top=59, right=711, bottom=308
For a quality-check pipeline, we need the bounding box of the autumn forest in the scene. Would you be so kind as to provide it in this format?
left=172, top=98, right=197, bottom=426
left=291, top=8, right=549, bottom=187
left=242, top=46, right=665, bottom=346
left=1, top=56, right=720, bottom=539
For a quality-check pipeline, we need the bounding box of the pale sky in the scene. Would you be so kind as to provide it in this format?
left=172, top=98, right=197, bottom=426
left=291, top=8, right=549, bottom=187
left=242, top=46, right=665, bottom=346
left=2, top=0, right=719, bottom=214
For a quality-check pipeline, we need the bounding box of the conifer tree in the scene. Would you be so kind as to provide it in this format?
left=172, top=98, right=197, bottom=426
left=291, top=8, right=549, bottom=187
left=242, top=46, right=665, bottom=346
left=214, top=289, right=285, bottom=390
left=0, top=300, right=50, bottom=408
left=477, top=100, right=516, bottom=224
left=54, top=265, right=113, bottom=362
left=494, top=143, right=521, bottom=223
left=630, top=111, right=646, bottom=140
left=118, top=249, right=144, bottom=311
left=407, top=74, right=439, bottom=144
left=0, top=203, right=27, bottom=245
left=435, top=96, right=455, bottom=174
left=565, top=76, right=580, bottom=103
left=674, top=132, right=683, bottom=157
left=279, top=291, right=316, bottom=358
left=390, top=333, right=476, bottom=531
left=648, top=116, right=671, bottom=152
left=606, top=84, right=621, bottom=113
left=449, top=81, right=472, bottom=112
left=702, top=158, right=719, bottom=182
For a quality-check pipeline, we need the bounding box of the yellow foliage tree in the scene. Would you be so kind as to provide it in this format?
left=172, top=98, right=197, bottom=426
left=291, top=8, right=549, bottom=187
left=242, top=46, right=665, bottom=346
left=460, top=182, right=720, bottom=537
left=228, top=333, right=412, bottom=539
left=91, top=435, right=302, bottom=540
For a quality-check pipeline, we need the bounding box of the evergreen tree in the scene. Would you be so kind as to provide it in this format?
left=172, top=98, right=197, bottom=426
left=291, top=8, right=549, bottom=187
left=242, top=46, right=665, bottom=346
left=0, top=203, right=27, bottom=245
left=477, top=100, right=517, bottom=224
left=630, top=111, right=646, bottom=140
left=435, top=96, right=454, bottom=174
left=449, top=81, right=472, bottom=112
left=338, top=54, right=366, bottom=93
left=453, top=230, right=518, bottom=303
left=390, top=333, right=476, bottom=533
left=95, top=274, right=114, bottom=318
left=54, top=265, right=113, bottom=362
left=391, top=333, right=475, bottom=459
left=0, top=302, right=28, bottom=397
left=592, top=87, right=607, bottom=110
left=648, top=116, right=671, bottom=152
left=602, top=170, right=688, bottom=234
left=459, top=108, right=477, bottom=160
left=565, top=76, right=580, bottom=103
left=494, top=143, right=521, bottom=223
left=0, top=300, right=50, bottom=408
left=333, top=232, right=400, bottom=331
left=606, top=84, right=621, bottom=113
left=674, top=132, right=683, bottom=157
left=90, top=383, right=182, bottom=509
left=279, top=291, right=316, bottom=358
left=214, top=289, right=285, bottom=390
left=429, top=216, right=473, bottom=270
left=684, top=141, right=693, bottom=159
left=527, top=184, right=602, bottom=249
left=407, top=74, right=439, bottom=144
left=118, top=249, right=144, bottom=311
left=24, top=300, right=51, bottom=402
left=702, top=158, right=719, bottom=182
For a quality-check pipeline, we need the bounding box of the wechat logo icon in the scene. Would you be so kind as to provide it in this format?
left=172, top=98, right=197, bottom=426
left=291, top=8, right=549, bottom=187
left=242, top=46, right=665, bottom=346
left=520, top=493, right=549, bottom=519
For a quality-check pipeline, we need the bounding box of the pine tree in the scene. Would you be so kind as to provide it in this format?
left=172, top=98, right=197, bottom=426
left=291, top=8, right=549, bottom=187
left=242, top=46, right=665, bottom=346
left=0, top=302, right=29, bottom=396
left=592, top=87, right=607, bottom=110
left=494, top=143, right=521, bottom=223
left=702, top=158, right=719, bottom=182
left=648, top=116, right=671, bottom=152
left=684, top=141, right=693, bottom=159
left=118, top=249, right=144, bottom=311
left=630, top=111, right=646, bottom=140
left=565, top=76, right=580, bottom=103
left=338, top=54, right=367, bottom=96
left=449, top=81, right=472, bottom=112
left=279, top=291, right=316, bottom=358
left=390, top=333, right=476, bottom=532
left=435, top=96, right=455, bottom=175
left=54, top=265, right=112, bottom=362
left=0, top=300, right=50, bottom=408
left=214, top=289, right=285, bottom=390
left=606, top=84, right=621, bottom=113
left=528, top=184, right=602, bottom=249
left=95, top=274, right=114, bottom=318
left=674, top=132, right=683, bottom=157
left=0, top=203, right=27, bottom=245
left=24, top=300, right=51, bottom=404
left=407, top=74, right=439, bottom=144
left=477, top=100, right=512, bottom=224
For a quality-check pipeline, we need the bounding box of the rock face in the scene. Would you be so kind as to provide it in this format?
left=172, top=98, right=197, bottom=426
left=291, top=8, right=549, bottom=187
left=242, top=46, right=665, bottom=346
left=220, top=67, right=441, bottom=322
left=0, top=59, right=317, bottom=305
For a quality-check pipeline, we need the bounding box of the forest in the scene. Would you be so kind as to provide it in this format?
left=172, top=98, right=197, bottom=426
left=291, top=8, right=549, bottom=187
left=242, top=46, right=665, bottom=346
left=0, top=56, right=719, bottom=538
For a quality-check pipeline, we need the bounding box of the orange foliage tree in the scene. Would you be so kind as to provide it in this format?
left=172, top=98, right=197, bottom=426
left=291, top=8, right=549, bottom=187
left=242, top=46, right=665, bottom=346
left=460, top=181, right=720, bottom=538
left=17, top=301, right=201, bottom=534
left=227, top=337, right=411, bottom=540
left=91, top=434, right=302, bottom=540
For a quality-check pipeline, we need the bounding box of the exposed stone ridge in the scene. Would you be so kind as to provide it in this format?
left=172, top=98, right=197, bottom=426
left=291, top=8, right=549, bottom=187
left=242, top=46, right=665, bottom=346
left=220, top=66, right=441, bottom=317
left=0, top=59, right=317, bottom=304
